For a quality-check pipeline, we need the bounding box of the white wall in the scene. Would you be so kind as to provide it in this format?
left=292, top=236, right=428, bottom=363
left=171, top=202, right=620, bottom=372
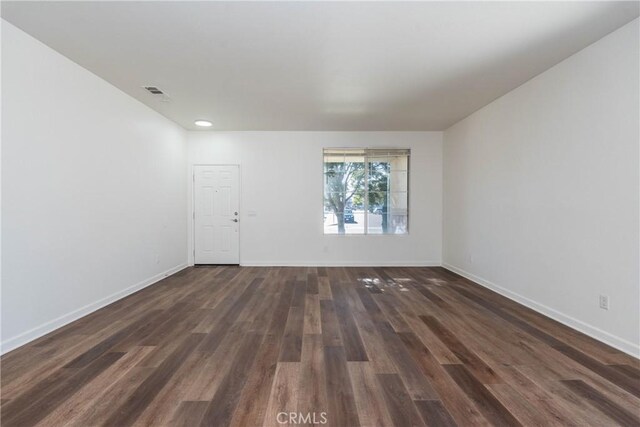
left=1, top=21, right=188, bottom=353
left=188, top=131, right=442, bottom=266
left=443, top=19, right=639, bottom=356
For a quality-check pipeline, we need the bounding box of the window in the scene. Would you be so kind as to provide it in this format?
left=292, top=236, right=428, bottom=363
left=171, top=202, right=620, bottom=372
left=323, top=148, right=409, bottom=235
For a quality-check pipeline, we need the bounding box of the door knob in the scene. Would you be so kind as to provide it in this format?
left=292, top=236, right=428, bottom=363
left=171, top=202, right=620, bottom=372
left=232, top=219, right=238, bottom=222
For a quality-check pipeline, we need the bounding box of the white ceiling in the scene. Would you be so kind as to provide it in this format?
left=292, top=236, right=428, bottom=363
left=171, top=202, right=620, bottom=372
left=2, top=1, right=638, bottom=131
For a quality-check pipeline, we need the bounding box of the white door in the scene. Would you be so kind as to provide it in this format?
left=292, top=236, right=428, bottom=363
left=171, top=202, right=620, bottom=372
left=194, top=165, right=240, bottom=264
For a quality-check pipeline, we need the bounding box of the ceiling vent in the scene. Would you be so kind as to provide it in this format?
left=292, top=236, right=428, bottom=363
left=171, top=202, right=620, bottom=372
left=144, top=86, right=164, bottom=95
left=143, top=86, right=171, bottom=102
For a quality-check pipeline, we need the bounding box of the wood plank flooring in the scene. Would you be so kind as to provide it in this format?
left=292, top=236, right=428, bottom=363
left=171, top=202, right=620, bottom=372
left=1, top=266, right=639, bottom=426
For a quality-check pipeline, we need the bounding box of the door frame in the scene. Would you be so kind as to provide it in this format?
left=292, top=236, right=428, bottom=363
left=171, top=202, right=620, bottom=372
left=190, top=164, right=241, bottom=266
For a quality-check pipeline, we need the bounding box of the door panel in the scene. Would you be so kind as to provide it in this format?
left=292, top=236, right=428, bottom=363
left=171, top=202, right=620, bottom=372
left=194, top=165, right=240, bottom=264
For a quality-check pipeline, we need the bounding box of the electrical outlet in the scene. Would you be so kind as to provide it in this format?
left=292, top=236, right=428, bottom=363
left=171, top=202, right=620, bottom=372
left=599, top=295, right=609, bottom=310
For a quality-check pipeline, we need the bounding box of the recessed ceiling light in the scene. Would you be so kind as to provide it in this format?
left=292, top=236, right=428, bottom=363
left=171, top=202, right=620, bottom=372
left=194, top=120, right=213, bottom=127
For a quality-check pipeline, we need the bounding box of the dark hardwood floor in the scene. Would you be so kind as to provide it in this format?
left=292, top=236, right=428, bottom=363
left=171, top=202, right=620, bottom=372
left=1, top=266, right=639, bottom=426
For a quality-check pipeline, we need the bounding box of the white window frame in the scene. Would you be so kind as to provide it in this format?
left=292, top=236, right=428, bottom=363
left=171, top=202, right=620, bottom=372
left=322, top=148, right=410, bottom=236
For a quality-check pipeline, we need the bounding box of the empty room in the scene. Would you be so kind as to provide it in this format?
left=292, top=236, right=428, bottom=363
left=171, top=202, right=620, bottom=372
left=1, top=1, right=639, bottom=426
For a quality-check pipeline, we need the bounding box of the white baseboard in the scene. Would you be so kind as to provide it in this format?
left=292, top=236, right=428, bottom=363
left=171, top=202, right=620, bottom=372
left=442, top=263, right=640, bottom=359
left=240, top=260, right=441, bottom=267
left=0, top=263, right=188, bottom=355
